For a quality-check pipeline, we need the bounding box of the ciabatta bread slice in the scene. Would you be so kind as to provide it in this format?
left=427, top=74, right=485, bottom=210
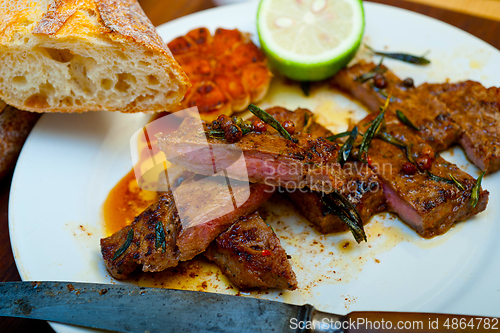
left=0, top=0, right=190, bottom=113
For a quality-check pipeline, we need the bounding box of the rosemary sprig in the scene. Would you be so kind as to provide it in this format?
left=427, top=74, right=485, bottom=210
left=376, top=131, right=415, bottom=163
left=112, top=228, right=134, bottom=261
left=204, top=129, right=225, bottom=139
left=327, top=131, right=351, bottom=141
left=376, top=131, right=405, bottom=146
left=426, top=171, right=454, bottom=185
left=303, top=113, right=315, bottom=133
left=365, top=44, right=431, bottom=65
left=204, top=126, right=252, bottom=139
left=321, top=192, right=367, bottom=243
left=359, top=96, right=391, bottom=162
left=155, top=221, right=166, bottom=253
left=300, top=81, right=311, bottom=97
left=470, top=171, right=485, bottom=208
left=370, top=83, right=397, bottom=102
left=427, top=171, right=467, bottom=190
left=356, top=57, right=387, bottom=83
left=338, top=126, right=358, bottom=167
left=248, top=104, right=292, bottom=141
left=449, top=174, right=465, bottom=191
left=396, top=110, right=420, bottom=131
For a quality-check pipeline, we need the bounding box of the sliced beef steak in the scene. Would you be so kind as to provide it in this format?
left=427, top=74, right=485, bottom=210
left=204, top=212, right=297, bottom=290
left=175, top=178, right=274, bottom=260
left=332, top=61, right=500, bottom=173
left=288, top=162, right=386, bottom=233
left=101, top=192, right=180, bottom=279
left=331, top=61, right=461, bottom=151
left=259, top=106, right=386, bottom=233
left=421, top=81, right=500, bottom=173
left=157, top=116, right=346, bottom=193
left=358, top=111, right=489, bottom=238
left=101, top=179, right=273, bottom=279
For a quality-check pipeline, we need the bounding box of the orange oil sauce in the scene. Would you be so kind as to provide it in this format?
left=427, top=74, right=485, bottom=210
left=103, top=169, right=157, bottom=235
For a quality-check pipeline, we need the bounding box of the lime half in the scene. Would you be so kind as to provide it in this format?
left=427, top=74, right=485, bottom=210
left=257, top=0, right=365, bottom=81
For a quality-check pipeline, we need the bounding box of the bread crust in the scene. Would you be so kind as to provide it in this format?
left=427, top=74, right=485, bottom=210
left=0, top=0, right=190, bottom=113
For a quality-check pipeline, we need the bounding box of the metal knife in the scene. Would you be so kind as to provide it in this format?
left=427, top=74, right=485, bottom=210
left=0, top=281, right=497, bottom=333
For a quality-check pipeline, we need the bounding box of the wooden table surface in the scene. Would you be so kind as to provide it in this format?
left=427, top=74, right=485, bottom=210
left=1, top=0, right=499, bottom=332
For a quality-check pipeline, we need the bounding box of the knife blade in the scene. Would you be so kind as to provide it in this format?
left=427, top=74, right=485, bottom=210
left=0, top=281, right=497, bottom=333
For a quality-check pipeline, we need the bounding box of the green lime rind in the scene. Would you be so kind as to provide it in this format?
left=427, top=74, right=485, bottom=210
left=257, top=0, right=365, bottom=82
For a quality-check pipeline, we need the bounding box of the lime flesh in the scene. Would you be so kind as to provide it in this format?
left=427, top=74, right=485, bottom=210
left=257, top=0, right=365, bottom=81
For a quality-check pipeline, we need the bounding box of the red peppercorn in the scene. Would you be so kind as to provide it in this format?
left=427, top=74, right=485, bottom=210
left=402, top=77, right=414, bottom=88
left=217, top=114, right=233, bottom=129
left=402, top=162, right=417, bottom=175
left=261, top=249, right=272, bottom=256
left=211, top=120, right=222, bottom=130
left=282, top=120, right=295, bottom=135
left=253, top=119, right=267, bottom=133
left=373, top=74, right=388, bottom=89
left=416, top=154, right=432, bottom=170
left=367, top=155, right=372, bottom=166
left=224, top=124, right=242, bottom=143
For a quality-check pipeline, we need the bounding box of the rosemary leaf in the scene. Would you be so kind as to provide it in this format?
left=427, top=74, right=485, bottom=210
left=359, top=96, right=391, bottom=162
left=449, top=174, right=466, bottom=191
left=366, top=44, right=431, bottom=65
left=327, top=131, right=351, bottom=141
left=338, top=127, right=358, bottom=167
left=248, top=104, right=292, bottom=141
left=426, top=171, right=454, bottom=185
left=470, top=171, right=485, bottom=208
left=376, top=131, right=414, bottom=163
left=204, top=126, right=252, bottom=140
left=370, top=83, right=397, bottom=102
left=396, top=110, right=420, bottom=131
left=376, top=131, right=405, bottom=147
left=303, top=113, right=315, bottom=133
left=300, top=81, right=311, bottom=97
left=112, top=228, right=134, bottom=261
left=321, top=192, right=366, bottom=243
left=356, top=57, right=387, bottom=83
left=155, top=221, right=166, bottom=253
left=204, top=129, right=225, bottom=139
left=405, top=145, right=415, bottom=164
left=241, top=127, right=252, bottom=135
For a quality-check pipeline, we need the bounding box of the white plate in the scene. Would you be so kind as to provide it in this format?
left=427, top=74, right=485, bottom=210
left=9, top=2, right=500, bottom=332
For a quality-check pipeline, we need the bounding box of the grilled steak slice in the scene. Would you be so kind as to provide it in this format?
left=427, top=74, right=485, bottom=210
left=421, top=81, right=500, bottom=173
left=101, top=192, right=180, bottom=279
left=331, top=61, right=461, bottom=151
left=175, top=178, right=274, bottom=260
left=157, top=116, right=346, bottom=193
left=257, top=106, right=386, bottom=233
left=101, top=179, right=273, bottom=279
left=358, top=111, right=489, bottom=238
left=332, top=61, right=500, bottom=174
left=288, top=162, right=386, bottom=233
left=204, top=212, right=297, bottom=290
